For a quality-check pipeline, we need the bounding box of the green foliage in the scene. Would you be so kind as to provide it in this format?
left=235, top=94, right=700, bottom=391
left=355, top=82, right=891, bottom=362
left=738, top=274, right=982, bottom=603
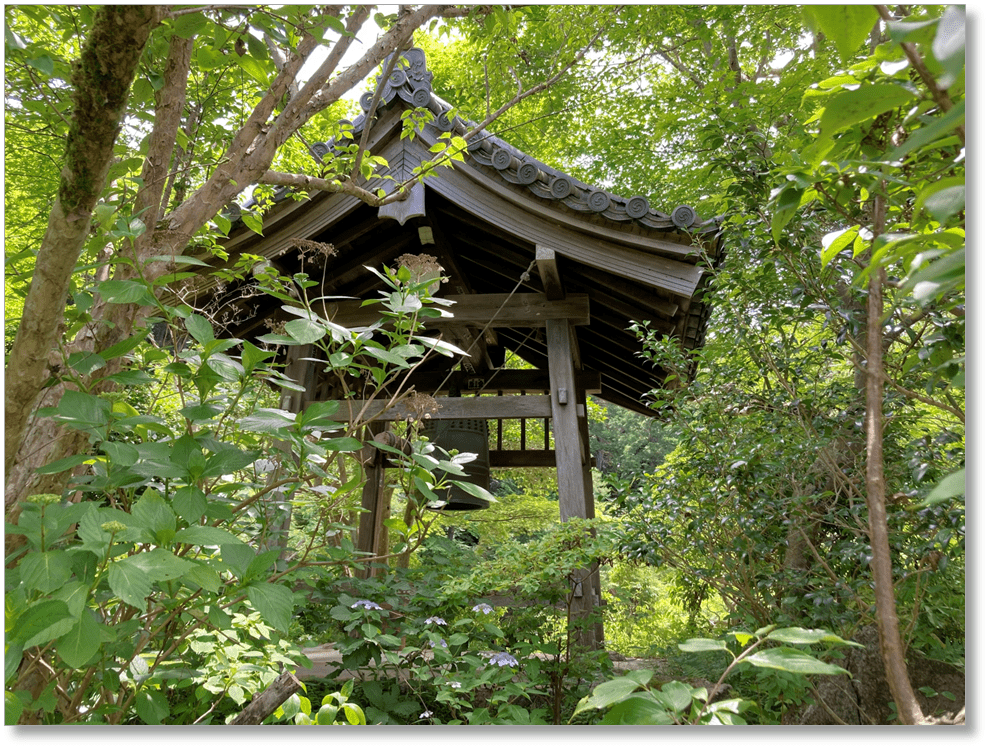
left=572, top=625, right=859, bottom=725
left=4, top=263, right=479, bottom=724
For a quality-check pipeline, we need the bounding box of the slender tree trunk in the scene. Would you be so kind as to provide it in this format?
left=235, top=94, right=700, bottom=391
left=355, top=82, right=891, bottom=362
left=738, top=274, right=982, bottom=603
left=864, top=196, right=924, bottom=725
left=4, top=5, right=160, bottom=482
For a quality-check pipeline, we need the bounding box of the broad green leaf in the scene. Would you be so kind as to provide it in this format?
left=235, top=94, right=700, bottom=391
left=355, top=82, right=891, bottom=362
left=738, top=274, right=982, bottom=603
left=245, top=582, right=294, bottom=632
left=135, top=689, right=170, bottom=725
left=131, top=491, right=176, bottom=542
left=179, top=562, right=223, bottom=594
left=202, top=447, right=259, bottom=478
left=932, top=6, right=965, bottom=83
left=573, top=673, right=652, bottom=715
left=821, top=227, right=858, bottom=268
left=126, top=547, right=197, bottom=582
left=172, top=486, right=209, bottom=522
left=321, top=436, right=364, bottom=452
left=97, top=279, right=157, bottom=306
left=36, top=453, right=91, bottom=475
left=918, top=179, right=965, bottom=224
left=766, top=628, right=861, bottom=647
left=52, top=389, right=111, bottom=431
left=891, top=103, right=964, bottom=161
left=656, top=680, right=694, bottom=713
left=11, top=599, right=73, bottom=647
left=174, top=524, right=245, bottom=548
left=771, top=186, right=803, bottom=244
left=238, top=408, right=295, bottom=433
left=235, top=53, right=270, bottom=85
left=5, top=690, right=25, bottom=726
left=818, top=84, right=915, bottom=139
left=245, top=548, right=281, bottom=582
left=806, top=5, right=878, bottom=61
left=600, top=695, right=676, bottom=725
left=742, top=647, right=850, bottom=675
left=107, top=557, right=153, bottom=609
left=20, top=550, right=73, bottom=594
left=241, top=340, right=274, bottom=372
left=241, top=211, right=264, bottom=235
left=98, top=334, right=147, bottom=361
left=678, top=638, right=730, bottom=653
left=285, top=317, right=327, bottom=344
left=912, top=468, right=965, bottom=508
left=222, top=543, right=255, bottom=578
left=185, top=313, right=214, bottom=344
left=56, top=610, right=102, bottom=668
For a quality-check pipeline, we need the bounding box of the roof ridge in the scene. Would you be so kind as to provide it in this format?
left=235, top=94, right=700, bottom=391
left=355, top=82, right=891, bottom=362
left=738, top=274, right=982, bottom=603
left=311, top=47, right=709, bottom=234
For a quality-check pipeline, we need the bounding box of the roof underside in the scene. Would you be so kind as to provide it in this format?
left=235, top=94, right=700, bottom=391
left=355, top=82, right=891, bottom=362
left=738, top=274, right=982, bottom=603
left=173, top=49, right=723, bottom=418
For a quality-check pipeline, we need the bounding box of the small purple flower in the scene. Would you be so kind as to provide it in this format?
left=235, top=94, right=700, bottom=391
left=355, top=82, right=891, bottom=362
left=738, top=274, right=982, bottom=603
left=419, top=710, right=433, bottom=719
left=488, top=652, right=518, bottom=668
left=424, top=616, right=447, bottom=626
left=350, top=599, right=383, bottom=610
left=429, top=637, right=448, bottom=648
left=449, top=681, right=461, bottom=689
left=472, top=603, right=493, bottom=614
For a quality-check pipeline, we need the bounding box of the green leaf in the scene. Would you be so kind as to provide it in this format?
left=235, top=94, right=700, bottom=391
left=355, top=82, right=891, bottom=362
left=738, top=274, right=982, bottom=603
left=771, top=187, right=803, bottom=244
left=203, top=448, right=259, bottom=478
left=6, top=691, right=25, bottom=726
left=891, top=102, right=964, bottom=161
left=245, top=582, right=294, bottom=632
left=186, top=313, right=214, bottom=343
left=284, top=317, right=327, bottom=345
left=172, top=486, right=209, bottom=522
left=238, top=408, right=295, bottom=433
left=678, top=638, right=730, bottom=653
left=766, top=628, right=861, bottom=647
left=918, top=179, right=965, bottom=224
left=174, top=524, right=245, bottom=548
left=573, top=673, right=652, bottom=716
left=56, top=611, right=102, bottom=668
left=135, top=689, right=170, bottom=725
left=912, top=468, right=965, bottom=508
left=20, top=550, right=73, bottom=594
left=11, top=599, right=73, bottom=648
left=821, top=227, right=858, bottom=266
left=97, top=279, right=157, bottom=306
left=601, top=695, right=676, bottom=725
left=742, top=647, right=850, bottom=675
left=179, top=562, right=223, bottom=594
left=241, top=341, right=274, bottom=373
left=126, top=547, right=197, bottom=582
left=241, top=211, right=264, bottom=235
left=108, top=557, right=153, bottom=609
left=932, top=6, right=965, bottom=82
left=131, top=491, right=176, bottom=542
left=819, top=84, right=916, bottom=139
left=222, top=543, right=255, bottom=578
left=321, top=436, right=365, bottom=452
left=52, top=389, right=111, bottom=431
left=235, top=53, right=270, bottom=85
left=805, top=5, right=878, bottom=61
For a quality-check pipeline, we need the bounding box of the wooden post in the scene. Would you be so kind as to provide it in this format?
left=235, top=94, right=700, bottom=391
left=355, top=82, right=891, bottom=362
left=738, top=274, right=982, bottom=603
left=546, top=318, right=600, bottom=650
left=356, top=421, right=387, bottom=578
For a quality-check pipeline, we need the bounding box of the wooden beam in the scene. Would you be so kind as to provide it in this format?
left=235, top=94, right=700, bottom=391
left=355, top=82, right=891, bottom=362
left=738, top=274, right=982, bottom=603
left=312, top=394, right=586, bottom=422
left=323, top=293, right=590, bottom=329
left=536, top=245, right=565, bottom=301
left=400, top=368, right=602, bottom=395
left=490, top=450, right=557, bottom=468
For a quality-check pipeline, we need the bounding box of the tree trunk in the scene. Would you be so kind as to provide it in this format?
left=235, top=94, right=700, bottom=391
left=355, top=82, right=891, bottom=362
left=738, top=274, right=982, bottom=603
left=229, top=671, right=304, bottom=725
left=864, top=197, right=924, bottom=725
left=4, top=5, right=160, bottom=482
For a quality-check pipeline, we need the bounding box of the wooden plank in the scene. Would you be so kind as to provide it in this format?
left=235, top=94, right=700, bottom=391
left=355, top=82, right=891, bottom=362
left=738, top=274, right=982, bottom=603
left=400, top=369, right=602, bottom=395
left=536, top=245, right=565, bottom=301
left=489, top=450, right=557, bottom=468
left=323, top=293, right=590, bottom=328
left=312, top=394, right=586, bottom=422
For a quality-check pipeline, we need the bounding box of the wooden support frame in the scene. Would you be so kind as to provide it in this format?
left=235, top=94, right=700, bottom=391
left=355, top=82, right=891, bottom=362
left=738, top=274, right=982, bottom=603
left=546, top=318, right=601, bottom=650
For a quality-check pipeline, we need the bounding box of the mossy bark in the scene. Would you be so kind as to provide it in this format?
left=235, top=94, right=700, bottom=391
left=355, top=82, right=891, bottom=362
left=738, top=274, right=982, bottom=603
left=4, top=6, right=159, bottom=486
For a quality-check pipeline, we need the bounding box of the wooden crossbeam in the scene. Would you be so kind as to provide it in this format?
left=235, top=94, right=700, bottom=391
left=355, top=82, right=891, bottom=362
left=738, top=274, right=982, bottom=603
left=322, top=293, right=590, bottom=329
left=310, top=394, right=586, bottom=422
left=401, top=369, right=601, bottom=395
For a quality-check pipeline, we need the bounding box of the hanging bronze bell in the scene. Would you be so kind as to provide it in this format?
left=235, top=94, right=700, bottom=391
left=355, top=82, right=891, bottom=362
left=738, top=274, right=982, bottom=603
left=420, top=418, right=491, bottom=510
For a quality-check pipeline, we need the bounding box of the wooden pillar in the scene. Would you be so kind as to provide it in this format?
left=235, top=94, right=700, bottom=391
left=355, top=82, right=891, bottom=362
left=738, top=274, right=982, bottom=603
left=356, top=421, right=388, bottom=578
left=262, top=345, right=312, bottom=558
left=546, top=318, right=600, bottom=650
